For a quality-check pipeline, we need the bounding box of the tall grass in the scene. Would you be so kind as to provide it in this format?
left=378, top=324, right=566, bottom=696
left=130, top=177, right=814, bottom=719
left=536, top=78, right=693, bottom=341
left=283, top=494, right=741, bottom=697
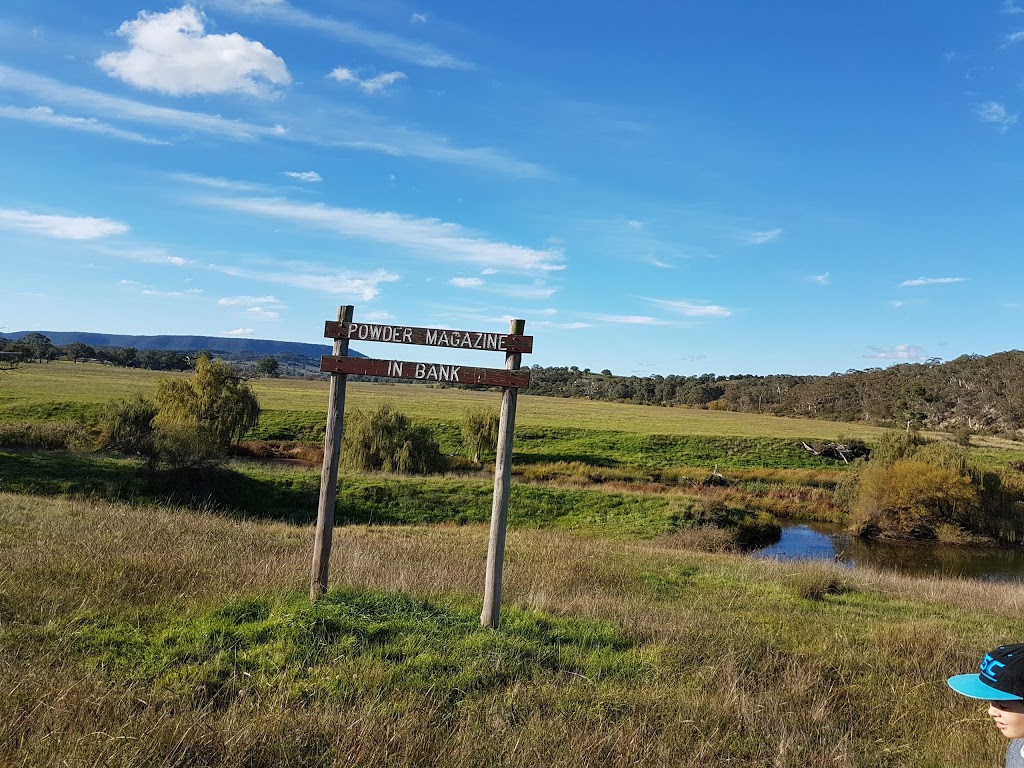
left=1, top=492, right=1020, bottom=766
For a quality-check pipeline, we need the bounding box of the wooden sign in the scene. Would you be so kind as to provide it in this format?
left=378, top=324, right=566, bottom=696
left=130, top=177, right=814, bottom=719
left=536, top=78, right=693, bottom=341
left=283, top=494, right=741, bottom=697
left=320, top=355, right=530, bottom=388
left=325, top=321, right=533, bottom=354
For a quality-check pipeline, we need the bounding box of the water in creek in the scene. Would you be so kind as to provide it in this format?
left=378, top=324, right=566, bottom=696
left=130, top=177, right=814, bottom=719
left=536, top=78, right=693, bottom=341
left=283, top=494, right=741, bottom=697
left=753, top=522, right=1024, bottom=582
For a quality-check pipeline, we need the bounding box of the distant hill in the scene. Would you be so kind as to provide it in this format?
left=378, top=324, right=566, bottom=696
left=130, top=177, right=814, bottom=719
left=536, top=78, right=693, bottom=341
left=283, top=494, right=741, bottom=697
left=5, top=330, right=364, bottom=360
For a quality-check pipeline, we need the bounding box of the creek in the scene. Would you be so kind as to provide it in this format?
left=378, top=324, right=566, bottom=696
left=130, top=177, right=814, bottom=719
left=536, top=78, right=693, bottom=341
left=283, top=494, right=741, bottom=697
left=752, top=521, right=1024, bottom=582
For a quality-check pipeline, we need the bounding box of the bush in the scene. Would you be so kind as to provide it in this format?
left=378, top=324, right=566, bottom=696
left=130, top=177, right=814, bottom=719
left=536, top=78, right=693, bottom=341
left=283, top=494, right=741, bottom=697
left=97, top=395, right=158, bottom=462
left=0, top=423, right=88, bottom=450
left=852, top=460, right=978, bottom=538
left=461, top=407, right=500, bottom=464
left=154, top=355, right=260, bottom=451
left=342, top=404, right=446, bottom=475
left=153, top=423, right=222, bottom=469
left=871, top=429, right=925, bottom=465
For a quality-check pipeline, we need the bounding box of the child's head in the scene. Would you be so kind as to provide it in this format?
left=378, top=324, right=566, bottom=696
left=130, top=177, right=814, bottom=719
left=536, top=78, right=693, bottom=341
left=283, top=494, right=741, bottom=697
left=949, top=644, right=1024, bottom=739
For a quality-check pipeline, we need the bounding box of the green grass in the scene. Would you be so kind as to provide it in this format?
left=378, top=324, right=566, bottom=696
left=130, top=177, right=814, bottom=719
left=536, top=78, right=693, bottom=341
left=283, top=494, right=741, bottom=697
left=0, top=492, right=1019, bottom=766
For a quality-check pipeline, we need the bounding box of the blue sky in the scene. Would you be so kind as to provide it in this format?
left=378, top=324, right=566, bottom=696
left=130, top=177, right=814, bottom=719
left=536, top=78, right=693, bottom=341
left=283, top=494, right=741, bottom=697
left=2, top=1, right=1023, bottom=376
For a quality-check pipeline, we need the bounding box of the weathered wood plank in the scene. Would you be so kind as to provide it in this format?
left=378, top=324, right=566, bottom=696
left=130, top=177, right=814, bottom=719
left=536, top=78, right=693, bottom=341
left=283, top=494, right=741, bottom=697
left=325, top=321, right=533, bottom=354
left=320, top=355, right=531, bottom=389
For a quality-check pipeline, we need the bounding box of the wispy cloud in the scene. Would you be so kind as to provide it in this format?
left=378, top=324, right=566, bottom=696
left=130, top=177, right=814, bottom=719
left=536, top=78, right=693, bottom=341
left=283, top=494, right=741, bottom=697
left=975, top=101, right=1018, bottom=130
left=862, top=344, right=925, bottom=361
left=1005, top=1, right=1024, bottom=14
left=810, top=272, right=830, bottom=285
left=0, top=65, right=288, bottom=140
left=100, top=246, right=192, bottom=266
left=589, top=314, right=669, bottom=326
left=201, top=196, right=566, bottom=273
left=0, top=208, right=127, bottom=240
left=0, top=105, right=168, bottom=144
left=410, top=13, right=428, bottom=24
left=218, top=294, right=284, bottom=308
left=643, top=298, right=732, bottom=318
left=899, top=276, right=967, bottom=287
left=210, top=0, right=467, bottom=68
left=328, top=68, right=406, bottom=94
left=0, top=66, right=541, bottom=176
left=209, top=262, right=399, bottom=301
left=223, top=327, right=255, bottom=336
left=142, top=288, right=203, bottom=298
left=450, top=277, right=484, bottom=288
left=284, top=170, right=322, bottom=182
left=889, top=300, right=905, bottom=308
left=171, top=174, right=269, bottom=192
left=744, top=228, right=782, bottom=245
left=97, top=6, right=290, bottom=97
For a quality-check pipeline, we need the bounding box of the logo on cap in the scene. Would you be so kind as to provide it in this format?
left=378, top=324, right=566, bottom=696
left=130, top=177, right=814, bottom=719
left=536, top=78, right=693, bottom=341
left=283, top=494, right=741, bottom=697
left=982, top=654, right=1007, bottom=682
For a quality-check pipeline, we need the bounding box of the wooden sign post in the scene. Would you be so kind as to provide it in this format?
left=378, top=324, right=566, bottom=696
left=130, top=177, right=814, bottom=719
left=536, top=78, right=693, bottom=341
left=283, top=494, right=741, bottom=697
left=310, top=308, right=532, bottom=630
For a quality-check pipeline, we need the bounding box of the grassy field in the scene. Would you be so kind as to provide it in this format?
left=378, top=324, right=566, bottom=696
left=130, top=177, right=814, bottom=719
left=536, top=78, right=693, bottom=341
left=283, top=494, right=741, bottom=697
left=0, top=361, right=893, bottom=440
left=1, top=491, right=1019, bottom=767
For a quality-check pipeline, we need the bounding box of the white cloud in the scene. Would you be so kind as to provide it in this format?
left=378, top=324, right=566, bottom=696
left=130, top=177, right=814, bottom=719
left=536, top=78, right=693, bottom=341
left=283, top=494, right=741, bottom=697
left=209, top=0, right=466, bottom=68
left=889, top=300, right=905, bottom=308
left=209, top=263, right=399, bottom=301
left=142, top=288, right=202, bottom=297
left=643, top=298, right=732, bottom=318
left=811, top=272, right=830, bottom=285
left=96, top=5, right=290, bottom=97
left=591, top=314, right=668, bottom=325
left=451, top=277, right=484, bottom=288
left=284, top=170, right=323, bottom=182
left=899, top=276, right=967, bottom=287
left=410, top=13, right=428, bottom=23
left=202, top=196, right=566, bottom=273
left=118, top=279, right=143, bottom=286
left=0, top=65, right=288, bottom=141
left=533, top=320, right=590, bottom=330
left=224, top=327, right=255, bottom=336
left=862, top=344, right=926, bottom=361
left=362, top=311, right=393, bottom=322
left=101, top=246, right=192, bottom=265
left=0, top=208, right=128, bottom=240
left=1007, top=30, right=1024, bottom=44
left=1005, top=1, right=1024, bottom=13
left=975, top=101, right=1018, bottom=130
left=0, top=66, right=541, bottom=177
left=627, top=219, right=644, bottom=230
left=246, top=306, right=279, bottom=319
left=744, top=228, right=782, bottom=244
left=218, top=295, right=284, bottom=307
left=329, top=67, right=406, bottom=94
left=0, top=105, right=168, bottom=144
left=172, top=174, right=269, bottom=192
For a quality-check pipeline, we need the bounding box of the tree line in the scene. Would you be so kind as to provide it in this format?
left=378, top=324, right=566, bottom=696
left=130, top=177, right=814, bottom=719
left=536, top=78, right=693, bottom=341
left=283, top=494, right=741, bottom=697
left=524, top=351, right=1024, bottom=435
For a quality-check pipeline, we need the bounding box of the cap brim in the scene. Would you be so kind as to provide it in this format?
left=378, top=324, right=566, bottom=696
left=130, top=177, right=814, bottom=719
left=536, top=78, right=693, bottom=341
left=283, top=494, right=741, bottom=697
left=948, top=674, right=1024, bottom=701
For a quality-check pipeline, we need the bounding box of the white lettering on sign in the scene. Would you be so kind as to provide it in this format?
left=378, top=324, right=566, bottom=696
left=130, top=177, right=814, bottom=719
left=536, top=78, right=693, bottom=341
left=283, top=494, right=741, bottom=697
left=412, top=363, right=461, bottom=382
left=425, top=329, right=508, bottom=350
left=387, top=361, right=404, bottom=377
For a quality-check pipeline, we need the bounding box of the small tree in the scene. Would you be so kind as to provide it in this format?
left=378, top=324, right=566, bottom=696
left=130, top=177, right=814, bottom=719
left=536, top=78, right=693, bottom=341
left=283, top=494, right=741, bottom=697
left=153, top=355, right=260, bottom=454
left=98, top=395, right=159, bottom=465
left=342, top=404, right=445, bottom=474
left=256, top=356, right=280, bottom=377
left=462, top=407, right=499, bottom=464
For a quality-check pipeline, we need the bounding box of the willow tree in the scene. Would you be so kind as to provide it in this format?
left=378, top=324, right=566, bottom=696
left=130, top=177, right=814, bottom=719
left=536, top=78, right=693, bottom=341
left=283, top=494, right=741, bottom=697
left=153, top=355, right=260, bottom=453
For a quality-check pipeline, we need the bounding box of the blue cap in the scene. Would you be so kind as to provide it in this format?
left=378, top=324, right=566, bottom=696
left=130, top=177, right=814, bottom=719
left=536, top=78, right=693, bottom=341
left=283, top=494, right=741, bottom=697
left=948, top=644, right=1024, bottom=701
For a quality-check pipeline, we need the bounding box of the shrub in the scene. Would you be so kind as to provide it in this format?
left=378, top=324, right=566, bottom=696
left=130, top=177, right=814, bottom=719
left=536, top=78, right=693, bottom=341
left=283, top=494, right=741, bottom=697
left=153, top=423, right=222, bottom=469
left=461, top=407, right=499, bottom=464
left=870, top=429, right=924, bottom=466
left=0, top=423, right=87, bottom=450
left=342, top=404, right=446, bottom=474
left=154, top=355, right=260, bottom=451
left=97, top=395, right=158, bottom=462
left=852, top=460, right=978, bottom=538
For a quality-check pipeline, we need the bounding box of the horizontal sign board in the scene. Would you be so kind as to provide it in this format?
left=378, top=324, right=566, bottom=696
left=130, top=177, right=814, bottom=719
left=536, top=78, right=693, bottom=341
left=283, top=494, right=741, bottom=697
left=321, top=355, right=531, bottom=388
left=325, top=321, right=533, bottom=354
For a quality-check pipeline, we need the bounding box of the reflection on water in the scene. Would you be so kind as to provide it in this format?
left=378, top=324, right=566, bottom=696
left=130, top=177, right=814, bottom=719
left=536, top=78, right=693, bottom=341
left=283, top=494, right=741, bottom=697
left=753, top=522, right=1024, bottom=582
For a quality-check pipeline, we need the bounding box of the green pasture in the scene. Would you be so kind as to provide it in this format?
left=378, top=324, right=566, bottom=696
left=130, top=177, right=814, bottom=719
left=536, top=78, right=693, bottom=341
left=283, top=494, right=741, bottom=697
left=0, top=361, right=888, bottom=440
